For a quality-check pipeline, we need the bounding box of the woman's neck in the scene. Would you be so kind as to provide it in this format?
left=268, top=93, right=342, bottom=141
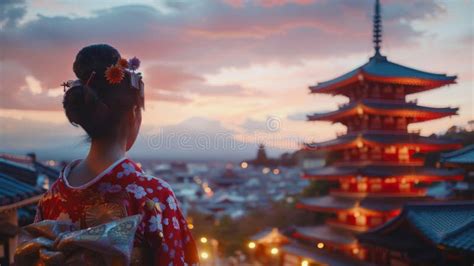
left=85, top=139, right=127, bottom=172
left=66, top=139, right=127, bottom=187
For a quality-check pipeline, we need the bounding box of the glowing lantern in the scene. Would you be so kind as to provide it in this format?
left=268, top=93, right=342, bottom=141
left=248, top=242, right=256, bottom=249
left=270, top=247, right=279, bottom=255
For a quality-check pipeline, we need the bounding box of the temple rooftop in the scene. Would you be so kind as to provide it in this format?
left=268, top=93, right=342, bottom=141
left=307, top=99, right=458, bottom=122
left=304, top=133, right=460, bottom=151
left=358, top=201, right=474, bottom=253
left=293, top=225, right=357, bottom=247
left=310, top=53, right=457, bottom=94
left=282, top=242, right=371, bottom=266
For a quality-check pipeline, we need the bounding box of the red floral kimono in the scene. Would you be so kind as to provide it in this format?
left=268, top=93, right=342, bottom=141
left=35, top=158, right=199, bottom=266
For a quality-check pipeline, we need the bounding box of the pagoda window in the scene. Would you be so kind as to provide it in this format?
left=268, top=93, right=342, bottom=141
left=343, top=150, right=350, bottom=161
left=385, top=146, right=396, bottom=154
left=399, top=182, right=410, bottom=191
left=360, top=147, right=368, bottom=160
left=371, top=85, right=381, bottom=98
left=346, top=121, right=353, bottom=131
left=384, top=116, right=394, bottom=125
left=341, top=182, right=350, bottom=191
left=355, top=214, right=367, bottom=226
left=357, top=182, right=368, bottom=192
left=370, top=183, right=382, bottom=192
left=362, top=118, right=368, bottom=129
left=398, top=146, right=409, bottom=162
left=395, top=86, right=405, bottom=99
left=372, top=116, right=381, bottom=129
left=371, top=147, right=382, bottom=160
left=364, top=89, right=370, bottom=98
left=383, top=85, right=392, bottom=94
left=396, top=117, right=406, bottom=130
left=355, top=87, right=361, bottom=98
left=338, top=212, right=347, bottom=222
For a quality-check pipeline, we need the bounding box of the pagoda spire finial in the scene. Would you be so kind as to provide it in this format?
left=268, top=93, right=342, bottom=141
left=373, top=0, right=382, bottom=55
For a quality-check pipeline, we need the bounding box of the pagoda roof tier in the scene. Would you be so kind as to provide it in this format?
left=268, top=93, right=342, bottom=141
left=309, top=54, right=456, bottom=95
left=293, top=225, right=357, bottom=247
left=302, top=166, right=464, bottom=181
left=304, top=133, right=460, bottom=151
left=441, top=144, right=474, bottom=165
left=297, top=195, right=424, bottom=213
left=249, top=227, right=289, bottom=245
left=307, top=100, right=458, bottom=123
left=358, top=201, right=474, bottom=253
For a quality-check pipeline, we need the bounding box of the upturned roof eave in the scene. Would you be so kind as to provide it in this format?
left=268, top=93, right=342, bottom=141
left=309, top=57, right=457, bottom=94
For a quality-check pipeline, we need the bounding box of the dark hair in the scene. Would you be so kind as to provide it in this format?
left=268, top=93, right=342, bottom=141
left=63, top=44, right=141, bottom=140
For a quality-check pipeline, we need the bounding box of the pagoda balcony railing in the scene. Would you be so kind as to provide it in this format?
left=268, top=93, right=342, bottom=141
left=345, top=129, right=410, bottom=136
left=334, top=160, right=424, bottom=167
left=326, top=219, right=371, bottom=233
left=344, top=98, right=416, bottom=105
left=330, top=188, right=427, bottom=198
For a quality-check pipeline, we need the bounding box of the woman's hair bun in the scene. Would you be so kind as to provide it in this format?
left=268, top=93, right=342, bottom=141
left=63, top=44, right=139, bottom=140
left=63, top=84, right=109, bottom=138
left=73, top=44, right=121, bottom=88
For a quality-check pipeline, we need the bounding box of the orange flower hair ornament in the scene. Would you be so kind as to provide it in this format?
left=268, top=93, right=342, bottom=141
left=105, top=64, right=125, bottom=84
left=104, top=57, right=141, bottom=85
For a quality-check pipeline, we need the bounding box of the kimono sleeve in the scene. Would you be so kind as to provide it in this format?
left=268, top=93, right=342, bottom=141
left=142, top=180, right=199, bottom=266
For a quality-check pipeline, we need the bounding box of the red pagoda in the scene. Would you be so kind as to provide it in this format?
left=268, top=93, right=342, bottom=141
left=288, top=0, right=464, bottom=263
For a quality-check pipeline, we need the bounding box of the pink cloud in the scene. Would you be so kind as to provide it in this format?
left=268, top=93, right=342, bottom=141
left=224, top=0, right=316, bottom=8
left=0, top=0, right=445, bottom=110
left=145, top=65, right=204, bottom=92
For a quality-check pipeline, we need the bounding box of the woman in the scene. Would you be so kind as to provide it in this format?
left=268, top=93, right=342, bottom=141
left=34, top=44, right=199, bottom=265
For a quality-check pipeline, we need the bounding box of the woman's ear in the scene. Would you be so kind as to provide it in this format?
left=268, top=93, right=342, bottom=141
left=133, top=105, right=142, bottom=127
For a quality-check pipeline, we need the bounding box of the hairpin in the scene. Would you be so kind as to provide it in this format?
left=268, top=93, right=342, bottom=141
left=61, top=71, right=95, bottom=92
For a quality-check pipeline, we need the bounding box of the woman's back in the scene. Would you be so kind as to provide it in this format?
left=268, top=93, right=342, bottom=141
left=36, top=158, right=199, bottom=265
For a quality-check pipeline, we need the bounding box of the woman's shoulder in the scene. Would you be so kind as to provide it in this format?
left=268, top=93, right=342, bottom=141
left=37, top=175, right=65, bottom=208
left=117, top=159, right=177, bottom=201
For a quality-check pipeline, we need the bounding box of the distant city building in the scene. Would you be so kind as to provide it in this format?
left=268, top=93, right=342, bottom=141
left=255, top=144, right=269, bottom=165
left=249, top=228, right=289, bottom=265
left=210, top=168, right=245, bottom=189
left=282, top=0, right=465, bottom=265
left=243, top=144, right=311, bottom=167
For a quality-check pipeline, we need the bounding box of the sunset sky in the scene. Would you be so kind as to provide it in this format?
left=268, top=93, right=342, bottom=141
left=0, top=0, right=473, bottom=161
